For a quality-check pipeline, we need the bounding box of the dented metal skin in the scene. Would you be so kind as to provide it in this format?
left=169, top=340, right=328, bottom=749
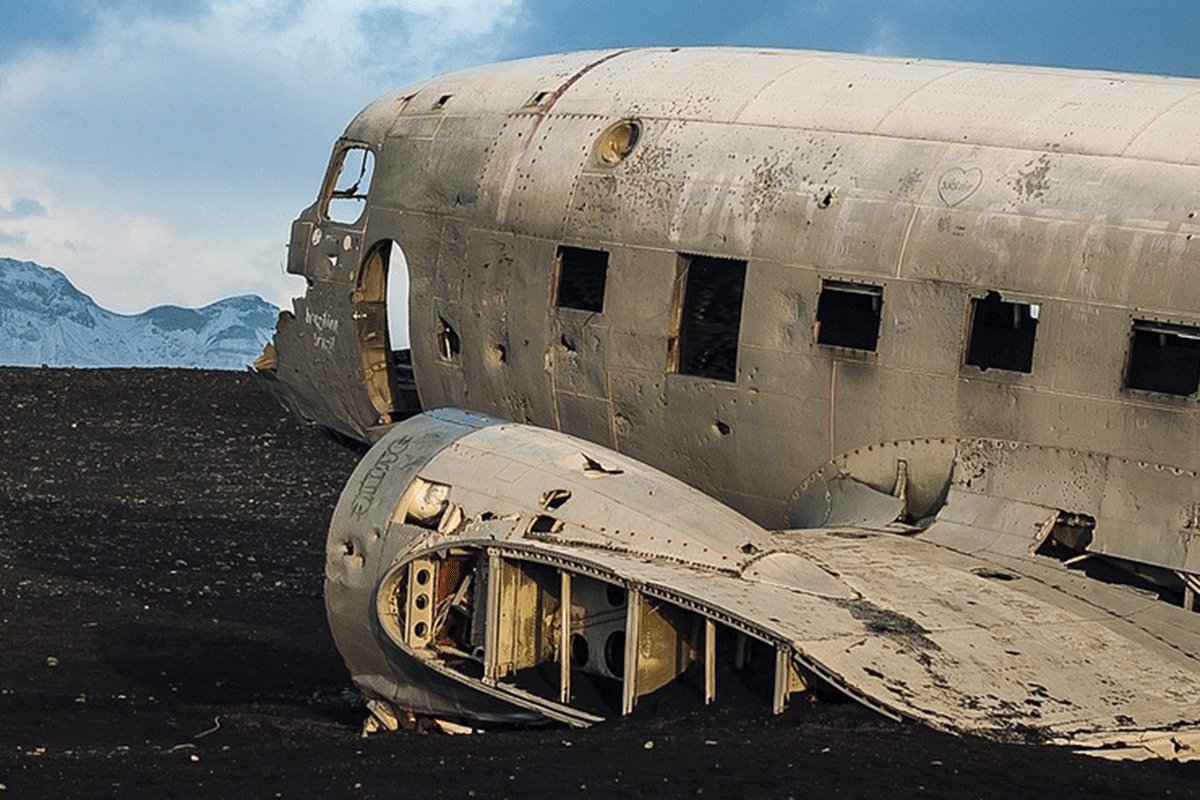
left=256, top=47, right=1200, bottom=757
left=333, top=410, right=1200, bottom=758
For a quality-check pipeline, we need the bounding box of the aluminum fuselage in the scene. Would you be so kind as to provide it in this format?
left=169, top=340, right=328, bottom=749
left=261, top=47, right=1200, bottom=576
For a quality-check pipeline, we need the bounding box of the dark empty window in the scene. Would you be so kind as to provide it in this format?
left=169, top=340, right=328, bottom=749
left=555, top=246, right=608, bottom=312
left=815, top=280, right=883, bottom=351
left=965, top=291, right=1039, bottom=373
left=672, top=255, right=746, bottom=382
left=437, top=316, right=460, bottom=362
left=1126, top=320, right=1200, bottom=396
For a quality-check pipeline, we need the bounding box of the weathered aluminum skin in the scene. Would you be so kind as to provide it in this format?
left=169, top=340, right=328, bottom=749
left=330, top=411, right=1200, bottom=758
left=259, top=47, right=1200, bottom=582
left=260, top=48, right=1200, bottom=753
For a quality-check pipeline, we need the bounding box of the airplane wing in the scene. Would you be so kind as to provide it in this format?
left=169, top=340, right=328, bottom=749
left=326, top=409, right=1200, bottom=760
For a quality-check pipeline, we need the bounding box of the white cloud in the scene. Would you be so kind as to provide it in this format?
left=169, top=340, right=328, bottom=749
left=0, top=0, right=524, bottom=312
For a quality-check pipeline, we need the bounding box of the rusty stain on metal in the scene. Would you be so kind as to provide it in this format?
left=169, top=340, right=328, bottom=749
left=253, top=47, right=1200, bottom=758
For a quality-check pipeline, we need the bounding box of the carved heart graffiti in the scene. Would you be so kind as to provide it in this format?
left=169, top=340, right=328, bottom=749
left=937, top=167, right=983, bottom=207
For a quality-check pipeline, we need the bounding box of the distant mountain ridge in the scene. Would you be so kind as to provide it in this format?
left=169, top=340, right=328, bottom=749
left=0, top=258, right=278, bottom=369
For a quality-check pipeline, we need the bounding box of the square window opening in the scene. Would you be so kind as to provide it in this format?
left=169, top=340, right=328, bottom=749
left=671, top=255, right=747, bottom=382
left=815, top=280, right=883, bottom=351
left=324, top=146, right=375, bottom=225
left=1126, top=320, right=1200, bottom=396
left=555, top=246, right=609, bottom=313
left=965, top=291, right=1038, bottom=373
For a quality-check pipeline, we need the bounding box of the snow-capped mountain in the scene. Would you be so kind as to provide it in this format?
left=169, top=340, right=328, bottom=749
left=0, top=258, right=278, bottom=369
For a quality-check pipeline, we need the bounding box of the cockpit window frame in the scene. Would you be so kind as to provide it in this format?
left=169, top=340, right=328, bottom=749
left=319, top=140, right=376, bottom=227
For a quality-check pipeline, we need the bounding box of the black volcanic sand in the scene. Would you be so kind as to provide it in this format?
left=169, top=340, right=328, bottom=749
left=0, top=368, right=1196, bottom=798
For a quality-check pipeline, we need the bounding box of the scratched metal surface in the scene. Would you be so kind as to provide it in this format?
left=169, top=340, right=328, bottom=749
left=327, top=415, right=1200, bottom=756
left=264, top=46, right=1200, bottom=584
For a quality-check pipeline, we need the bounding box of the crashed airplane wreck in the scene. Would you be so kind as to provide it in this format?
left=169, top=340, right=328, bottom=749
left=254, top=47, right=1200, bottom=759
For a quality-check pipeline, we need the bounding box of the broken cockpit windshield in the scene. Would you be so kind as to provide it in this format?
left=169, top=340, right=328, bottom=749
left=324, top=145, right=376, bottom=225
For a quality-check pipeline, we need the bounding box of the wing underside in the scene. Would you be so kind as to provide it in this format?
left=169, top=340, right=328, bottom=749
left=327, top=410, right=1200, bottom=760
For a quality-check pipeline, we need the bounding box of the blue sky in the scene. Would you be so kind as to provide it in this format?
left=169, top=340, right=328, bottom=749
left=1, top=1, right=1199, bottom=312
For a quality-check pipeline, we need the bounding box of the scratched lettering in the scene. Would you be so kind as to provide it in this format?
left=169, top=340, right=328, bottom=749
left=351, top=435, right=415, bottom=517
left=936, top=216, right=967, bottom=237
left=937, top=167, right=983, bottom=207
left=306, top=307, right=340, bottom=353
left=305, top=307, right=341, bottom=333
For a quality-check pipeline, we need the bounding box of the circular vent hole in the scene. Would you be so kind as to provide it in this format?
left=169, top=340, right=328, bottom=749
left=594, top=119, right=642, bottom=166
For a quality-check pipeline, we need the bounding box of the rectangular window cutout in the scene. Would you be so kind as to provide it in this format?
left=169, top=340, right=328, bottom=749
left=324, top=146, right=375, bottom=225
left=437, top=316, right=460, bottom=362
left=815, top=280, right=882, bottom=351
left=965, top=291, right=1039, bottom=373
left=1126, top=320, right=1200, bottom=396
left=672, top=255, right=747, bottom=382
left=555, top=246, right=608, bottom=312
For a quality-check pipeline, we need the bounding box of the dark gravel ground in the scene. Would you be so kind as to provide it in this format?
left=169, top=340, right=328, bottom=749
left=0, top=368, right=1197, bottom=799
